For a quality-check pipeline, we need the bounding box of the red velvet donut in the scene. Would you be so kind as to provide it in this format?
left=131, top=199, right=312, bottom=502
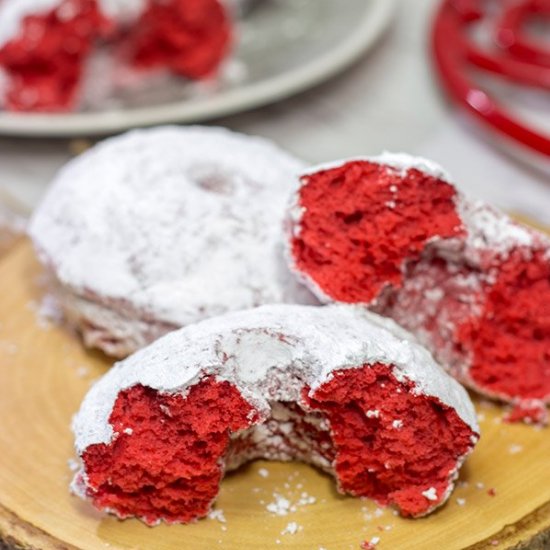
left=72, top=304, right=478, bottom=524
left=287, top=154, right=550, bottom=423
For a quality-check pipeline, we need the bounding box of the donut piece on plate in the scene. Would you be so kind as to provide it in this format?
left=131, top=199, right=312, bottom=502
left=0, top=0, right=108, bottom=111
left=0, top=0, right=232, bottom=111
left=118, top=0, right=232, bottom=81
left=71, top=304, right=479, bottom=524
left=29, top=126, right=315, bottom=357
left=287, top=154, right=550, bottom=422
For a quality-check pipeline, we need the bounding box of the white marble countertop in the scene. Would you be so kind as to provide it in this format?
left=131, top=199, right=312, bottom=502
left=0, top=0, right=548, bottom=223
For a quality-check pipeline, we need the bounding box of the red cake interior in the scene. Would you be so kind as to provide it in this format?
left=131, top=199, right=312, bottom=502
left=292, top=161, right=464, bottom=304
left=458, top=249, right=550, bottom=401
left=82, top=378, right=256, bottom=524
left=81, top=364, right=475, bottom=523
left=0, top=0, right=107, bottom=111
left=306, top=364, right=475, bottom=517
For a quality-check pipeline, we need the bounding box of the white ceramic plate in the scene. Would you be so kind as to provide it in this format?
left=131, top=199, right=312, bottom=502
left=0, top=0, right=395, bottom=136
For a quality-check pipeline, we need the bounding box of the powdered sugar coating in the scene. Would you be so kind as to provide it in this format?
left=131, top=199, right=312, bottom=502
left=456, top=197, right=540, bottom=260
left=0, top=0, right=148, bottom=47
left=30, top=126, right=314, bottom=338
left=72, top=304, right=478, bottom=454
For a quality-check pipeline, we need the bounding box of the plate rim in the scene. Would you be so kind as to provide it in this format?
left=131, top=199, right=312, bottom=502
left=0, top=0, right=395, bottom=137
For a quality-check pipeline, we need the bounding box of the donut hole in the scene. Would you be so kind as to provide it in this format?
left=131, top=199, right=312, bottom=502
left=80, top=365, right=476, bottom=523
left=187, top=164, right=236, bottom=195
left=292, top=161, right=464, bottom=304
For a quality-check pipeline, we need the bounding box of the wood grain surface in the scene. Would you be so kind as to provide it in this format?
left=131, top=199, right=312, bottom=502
left=0, top=241, right=549, bottom=550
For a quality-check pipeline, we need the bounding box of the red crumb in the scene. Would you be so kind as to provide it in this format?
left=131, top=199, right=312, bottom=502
left=488, top=488, right=497, bottom=497
left=82, top=378, right=256, bottom=524
left=361, top=542, right=376, bottom=550
left=304, top=363, right=476, bottom=517
left=121, top=0, right=232, bottom=79
left=459, top=249, right=550, bottom=401
left=0, top=0, right=108, bottom=111
left=504, top=400, right=548, bottom=426
left=292, top=161, right=464, bottom=304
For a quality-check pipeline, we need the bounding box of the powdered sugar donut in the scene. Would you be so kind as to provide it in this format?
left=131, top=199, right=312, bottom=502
left=71, top=304, right=479, bottom=524
left=29, top=126, right=314, bottom=357
left=287, top=154, right=550, bottom=422
left=0, top=0, right=231, bottom=111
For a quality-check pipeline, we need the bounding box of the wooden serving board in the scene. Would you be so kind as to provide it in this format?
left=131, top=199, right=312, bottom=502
left=0, top=241, right=549, bottom=550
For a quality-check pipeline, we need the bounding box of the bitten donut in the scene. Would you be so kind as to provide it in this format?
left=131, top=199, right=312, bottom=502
left=71, top=304, right=479, bottom=524
left=0, top=0, right=231, bottom=111
left=29, top=126, right=314, bottom=357
left=287, top=154, right=550, bottom=423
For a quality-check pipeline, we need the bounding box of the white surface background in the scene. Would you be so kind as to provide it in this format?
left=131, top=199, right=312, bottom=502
left=0, top=0, right=548, bottom=222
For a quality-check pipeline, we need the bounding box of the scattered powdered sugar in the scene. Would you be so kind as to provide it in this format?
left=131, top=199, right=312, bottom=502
left=207, top=509, right=226, bottom=523
left=266, top=494, right=291, bottom=516
left=72, top=304, right=478, bottom=453
left=297, top=492, right=316, bottom=506
left=508, top=444, right=523, bottom=454
left=30, top=126, right=314, bottom=339
left=392, top=419, right=403, bottom=429
left=456, top=498, right=466, bottom=506
left=421, top=487, right=438, bottom=501
left=281, top=521, right=301, bottom=535
left=258, top=467, right=269, bottom=478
